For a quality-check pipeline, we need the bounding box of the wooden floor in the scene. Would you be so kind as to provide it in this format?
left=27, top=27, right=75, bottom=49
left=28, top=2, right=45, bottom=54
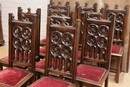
left=0, top=45, right=130, bottom=87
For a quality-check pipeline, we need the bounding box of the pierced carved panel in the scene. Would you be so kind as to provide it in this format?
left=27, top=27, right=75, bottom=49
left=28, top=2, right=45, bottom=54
left=13, top=26, right=32, bottom=63
left=84, top=24, right=109, bottom=62
left=107, top=12, right=125, bottom=43
left=49, top=30, right=74, bottom=72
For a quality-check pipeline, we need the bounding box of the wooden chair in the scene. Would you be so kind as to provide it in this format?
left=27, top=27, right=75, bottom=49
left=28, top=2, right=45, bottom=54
left=35, top=14, right=75, bottom=78
left=28, top=16, right=81, bottom=87
left=75, top=3, right=99, bottom=62
left=75, top=2, right=98, bottom=20
left=76, top=12, right=115, bottom=87
left=102, top=4, right=129, bottom=83
left=0, top=13, right=38, bottom=87
left=0, top=7, right=41, bottom=70
left=0, top=4, right=5, bottom=45
left=39, top=9, right=74, bottom=60
left=40, top=1, right=71, bottom=46
left=17, top=7, right=41, bottom=59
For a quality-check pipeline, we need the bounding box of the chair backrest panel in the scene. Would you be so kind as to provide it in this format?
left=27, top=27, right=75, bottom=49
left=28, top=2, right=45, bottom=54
left=18, top=7, right=41, bottom=56
left=45, top=17, right=81, bottom=82
left=9, top=13, right=37, bottom=71
left=48, top=1, right=70, bottom=16
left=81, top=13, right=115, bottom=69
left=102, top=4, right=129, bottom=46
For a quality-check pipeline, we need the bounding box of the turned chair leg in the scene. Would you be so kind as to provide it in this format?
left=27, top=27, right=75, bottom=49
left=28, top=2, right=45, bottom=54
left=116, top=57, right=121, bottom=83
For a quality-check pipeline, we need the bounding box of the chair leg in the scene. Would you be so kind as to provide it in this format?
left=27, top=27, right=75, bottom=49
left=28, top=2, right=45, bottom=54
left=116, top=57, right=121, bottom=83
left=0, top=65, right=3, bottom=70
left=104, top=76, right=108, bottom=87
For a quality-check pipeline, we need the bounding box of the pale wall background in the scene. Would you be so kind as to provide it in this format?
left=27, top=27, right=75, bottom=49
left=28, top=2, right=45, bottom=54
left=0, top=0, right=50, bottom=45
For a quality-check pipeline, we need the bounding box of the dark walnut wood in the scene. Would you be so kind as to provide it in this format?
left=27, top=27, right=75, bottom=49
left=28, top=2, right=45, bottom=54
left=102, top=4, right=129, bottom=83
left=18, top=7, right=41, bottom=59
left=0, top=13, right=38, bottom=87
left=28, top=17, right=81, bottom=87
left=76, top=13, right=115, bottom=87
left=0, top=7, right=41, bottom=71
left=75, top=2, right=98, bottom=50
left=0, top=4, right=4, bottom=45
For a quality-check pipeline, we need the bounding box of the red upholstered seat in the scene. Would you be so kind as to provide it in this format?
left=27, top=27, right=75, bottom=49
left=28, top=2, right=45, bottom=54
left=112, top=45, right=122, bottom=54
left=40, top=38, right=46, bottom=43
left=29, top=77, right=72, bottom=87
left=1, top=56, right=8, bottom=62
left=40, top=46, right=46, bottom=54
left=0, top=67, right=30, bottom=86
left=77, top=64, right=106, bottom=83
left=36, top=59, right=45, bottom=69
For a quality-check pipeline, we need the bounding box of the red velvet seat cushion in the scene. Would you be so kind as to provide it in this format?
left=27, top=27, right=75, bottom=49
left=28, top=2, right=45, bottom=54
left=112, top=45, right=122, bottom=54
left=1, top=56, right=8, bottom=62
left=0, top=68, right=30, bottom=86
left=36, top=59, right=45, bottom=69
left=40, top=46, right=46, bottom=54
left=29, top=77, right=72, bottom=87
left=77, top=64, right=106, bottom=83
left=40, top=38, right=46, bottom=43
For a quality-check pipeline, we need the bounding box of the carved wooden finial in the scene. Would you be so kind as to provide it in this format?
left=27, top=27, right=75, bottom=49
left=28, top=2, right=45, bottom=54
left=105, top=3, right=109, bottom=8
left=76, top=2, right=80, bottom=6
left=85, top=3, right=88, bottom=7
left=27, top=8, right=31, bottom=13
left=19, top=7, right=23, bottom=14
left=50, top=0, right=54, bottom=5
left=11, top=14, right=15, bottom=20
left=58, top=2, right=61, bottom=6
left=124, top=5, right=128, bottom=10
left=66, top=1, right=70, bottom=6
left=115, top=4, right=118, bottom=9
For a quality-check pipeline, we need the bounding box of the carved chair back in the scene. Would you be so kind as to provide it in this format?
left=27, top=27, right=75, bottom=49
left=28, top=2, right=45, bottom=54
left=45, top=16, right=81, bottom=82
left=9, top=13, right=38, bottom=71
left=80, top=12, right=115, bottom=69
left=102, top=4, right=129, bottom=46
left=18, top=7, right=41, bottom=57
left=76, top=3, right=99, bottom=50
left=48, top=1, right=70, bottom=16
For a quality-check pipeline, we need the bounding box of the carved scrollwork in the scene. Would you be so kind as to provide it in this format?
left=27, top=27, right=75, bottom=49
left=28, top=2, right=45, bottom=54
left=97, top=37, right=107, bottom=48
left=62, top=32, right=73, bottom=46
left=98, top=25, right=109, bottom=37
left=13, top=38, right=21, bottom=49
left=61, top=46, right=72, bottom=58
left=88, top=24, right=98, bottom=36
left=22, top=39, right=31, bottom=51
left=116, top=13, right=124, bottom=22
left=51, top=31, right=62, bottom=44
left=115, top=21, right=123, bottom=29
left=107, top=12, right=115, bottom=20
left=87, top=36, right=96, bottom=46
left=51, top=44, right=61, bottom=57
left=22, top=27, right=31, bottom=39
left=13, top=26, right=22, bottom=38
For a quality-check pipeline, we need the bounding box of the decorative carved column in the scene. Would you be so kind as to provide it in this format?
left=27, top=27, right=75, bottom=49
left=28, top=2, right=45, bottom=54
left=0, top=4, right=5, bottom=45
